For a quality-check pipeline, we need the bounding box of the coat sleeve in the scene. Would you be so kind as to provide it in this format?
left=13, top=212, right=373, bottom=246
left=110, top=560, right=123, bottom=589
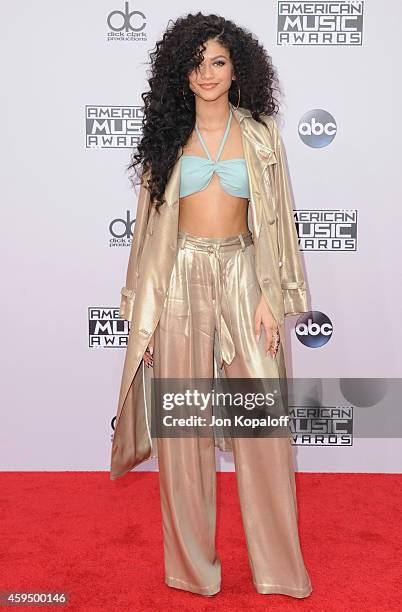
left=269, top=117, right=309, bottom=317
left=119, top=169, right=151, bottom=321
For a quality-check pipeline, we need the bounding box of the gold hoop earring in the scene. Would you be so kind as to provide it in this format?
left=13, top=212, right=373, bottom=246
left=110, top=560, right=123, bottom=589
left=232, top=80, right=241, bottom=109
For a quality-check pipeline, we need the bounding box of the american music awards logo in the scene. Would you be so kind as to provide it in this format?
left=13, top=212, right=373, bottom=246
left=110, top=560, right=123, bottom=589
left=290, top=405, right=354, bottom=445
left=85, top=105, right=143, bottom=148
left=296, top=209, right=358, bottom=251
left=277, top=1, right=364, bottom=46
left=88, top=307, right=129, bottom=348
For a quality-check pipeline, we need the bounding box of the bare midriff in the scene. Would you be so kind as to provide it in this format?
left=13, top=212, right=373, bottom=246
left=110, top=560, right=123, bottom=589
left=178, top=180, right=249, bottom=237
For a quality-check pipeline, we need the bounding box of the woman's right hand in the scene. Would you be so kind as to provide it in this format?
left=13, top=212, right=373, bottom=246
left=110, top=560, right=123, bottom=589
left=143, top=332, right=154, bottom=367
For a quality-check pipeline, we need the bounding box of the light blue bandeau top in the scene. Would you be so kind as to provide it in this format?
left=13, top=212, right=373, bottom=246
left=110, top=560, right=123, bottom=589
left=179, top=109, right=250, bottom=199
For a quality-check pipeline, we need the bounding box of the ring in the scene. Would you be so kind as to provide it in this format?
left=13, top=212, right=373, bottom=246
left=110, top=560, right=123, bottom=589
left=272, top=328, right=280, bottom=350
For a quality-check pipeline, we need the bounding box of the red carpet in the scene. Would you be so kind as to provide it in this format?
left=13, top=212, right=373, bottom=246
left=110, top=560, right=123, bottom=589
left=1, top=472, right=400, bottom=611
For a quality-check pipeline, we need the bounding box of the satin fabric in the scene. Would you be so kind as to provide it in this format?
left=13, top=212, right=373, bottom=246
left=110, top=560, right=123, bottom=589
left=175, top=229, right=254, bottom=367
left=153, top=230, right=312, bottom=597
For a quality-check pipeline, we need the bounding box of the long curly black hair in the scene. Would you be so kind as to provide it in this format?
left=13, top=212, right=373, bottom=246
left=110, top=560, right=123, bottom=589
left=127, top=12, right=280, bottom=212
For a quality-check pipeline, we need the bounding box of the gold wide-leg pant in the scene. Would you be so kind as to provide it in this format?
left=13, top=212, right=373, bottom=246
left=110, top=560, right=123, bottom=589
left=153, top=229, right=313, bottom=598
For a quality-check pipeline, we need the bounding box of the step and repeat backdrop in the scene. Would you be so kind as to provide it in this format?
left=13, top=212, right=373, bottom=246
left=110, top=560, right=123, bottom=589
left=2, top=1, right=401, bottom=474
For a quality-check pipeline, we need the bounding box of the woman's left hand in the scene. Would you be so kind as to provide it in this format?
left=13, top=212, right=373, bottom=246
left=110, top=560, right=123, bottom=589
left=254, top=295, right=281, bottom=358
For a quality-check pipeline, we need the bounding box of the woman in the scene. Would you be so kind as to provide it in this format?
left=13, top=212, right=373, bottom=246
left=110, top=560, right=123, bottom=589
left=110, top=12, right=312, bottom=599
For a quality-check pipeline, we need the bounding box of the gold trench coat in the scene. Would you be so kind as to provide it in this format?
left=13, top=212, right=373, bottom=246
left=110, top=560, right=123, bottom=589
left=110, top=102, right=309, bottom=480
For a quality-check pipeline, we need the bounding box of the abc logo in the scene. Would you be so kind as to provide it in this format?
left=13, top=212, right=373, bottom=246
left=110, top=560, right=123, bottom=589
left=296, top=311, right=333, bottom=348
left=298, top=109, right=337, bottom=148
